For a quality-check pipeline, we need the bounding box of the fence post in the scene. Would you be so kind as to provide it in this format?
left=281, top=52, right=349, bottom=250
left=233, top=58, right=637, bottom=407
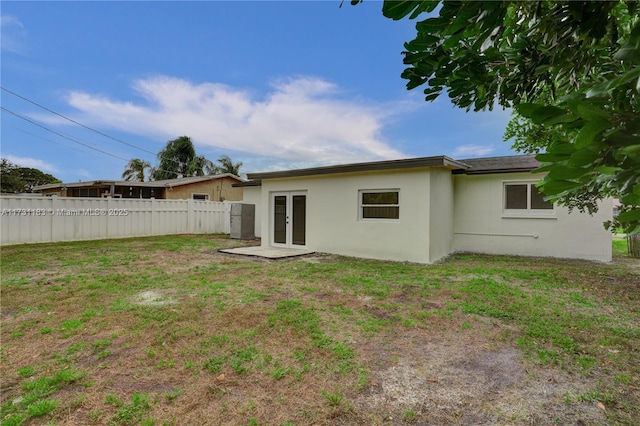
left=629, top=234, right=640, bottom=258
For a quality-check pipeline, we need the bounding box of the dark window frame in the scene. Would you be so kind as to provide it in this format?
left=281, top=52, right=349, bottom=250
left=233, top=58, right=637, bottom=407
left=359, top=189, right=400, bottom=220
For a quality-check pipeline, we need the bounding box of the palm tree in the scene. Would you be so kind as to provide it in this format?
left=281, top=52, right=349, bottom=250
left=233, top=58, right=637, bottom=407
left=187, top=155, right=216, bottom=177
left=122, top=158, right=152, bottom=182
left=216, top=155, right=243, bottom=176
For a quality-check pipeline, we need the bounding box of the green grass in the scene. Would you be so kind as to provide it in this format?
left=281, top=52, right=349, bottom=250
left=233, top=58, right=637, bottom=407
left=612, top=236, right=629, bottom=256
left=1, top=235, right=637, bottom=425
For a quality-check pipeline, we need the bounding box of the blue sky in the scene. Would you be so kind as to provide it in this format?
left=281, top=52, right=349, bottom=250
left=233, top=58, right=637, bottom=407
left=1, top=1, right=517, bottom=182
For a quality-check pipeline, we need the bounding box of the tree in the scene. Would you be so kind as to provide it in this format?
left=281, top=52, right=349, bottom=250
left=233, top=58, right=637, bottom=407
left=122, top=158, right=152, bottom=182
left=152, top=136, right=200, bottom=180
left=355, top=0, right=640, bottom=233
left=1, top=158, right=61, bottom=193
left=216, top=155, right=243, bottom=176
left=186, top=155, right=216, bottom=177
left=146, top=136, right=242, bottom=180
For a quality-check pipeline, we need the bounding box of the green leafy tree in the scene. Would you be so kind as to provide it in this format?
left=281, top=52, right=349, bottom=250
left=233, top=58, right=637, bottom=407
left=1, top=158, right=61, bottom=193
left=356, top=0, right=640, bottom=233
left=152, top=136, right=200, bottom=180
left=216, top=155, right=243, bottom=176
left=122, top=158, right=152, bottom=182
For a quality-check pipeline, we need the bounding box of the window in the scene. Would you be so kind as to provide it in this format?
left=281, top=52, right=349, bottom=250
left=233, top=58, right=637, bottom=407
left=192, top=193, right=209, bottom=201
left=359, top=190, right=399, bottom=220
left=503, top=182, right=554, bottom=216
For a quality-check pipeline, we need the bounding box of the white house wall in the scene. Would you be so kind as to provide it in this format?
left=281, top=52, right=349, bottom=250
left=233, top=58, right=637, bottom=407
left=452, top=173, right=613, bottom=262
left=259, top=169, right=434, bottom=263
left=428, top=168, right=455, bottom=263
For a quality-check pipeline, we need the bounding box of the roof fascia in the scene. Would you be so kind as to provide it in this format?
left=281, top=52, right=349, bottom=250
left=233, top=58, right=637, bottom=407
left=248, top=156, right=468, bottom=180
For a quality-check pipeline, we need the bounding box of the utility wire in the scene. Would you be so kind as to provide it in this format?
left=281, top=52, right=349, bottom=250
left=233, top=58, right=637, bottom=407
left=2, top=107, right=216, bottom=180
left=1, top=107, right=130, bottom=162
left=1, top=86, right=158, bottom=157
left=6, top=124, right=94, bottom=155
left=1, top=87, right=198, bottom=172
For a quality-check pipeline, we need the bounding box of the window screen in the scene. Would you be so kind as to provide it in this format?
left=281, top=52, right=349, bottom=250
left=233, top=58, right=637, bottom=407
left=504, top=182, right=554, bottom=212
left=505, top=184, right=528, bottom=209
left=529, top=184, right=553, bottom=210
left=360, top=190, right=399, bottom=219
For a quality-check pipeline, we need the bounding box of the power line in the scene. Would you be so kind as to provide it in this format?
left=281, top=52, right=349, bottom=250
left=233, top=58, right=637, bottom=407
left=1, top=87, right=197, bottom=173
left=1, top=86, right=158, bottom=157
left=1, top=89, right=225, bottom=178
left=2, top=107, right=216, bottom=179
left=6, top=124, right=94, bottom=156
left=1, top=107, right=130, bottom=162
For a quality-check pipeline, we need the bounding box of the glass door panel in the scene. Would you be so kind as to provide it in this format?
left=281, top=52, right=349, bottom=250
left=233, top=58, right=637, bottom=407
left=273, top=195, right=287, bottom=244
left=292, top=195, right=306, bottom=246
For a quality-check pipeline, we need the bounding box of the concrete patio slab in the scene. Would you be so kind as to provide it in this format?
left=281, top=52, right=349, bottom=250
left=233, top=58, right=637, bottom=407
left=219, top=246, right=315, bottom=259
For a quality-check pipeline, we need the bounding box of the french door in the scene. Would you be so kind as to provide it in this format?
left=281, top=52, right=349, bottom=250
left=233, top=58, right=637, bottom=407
left=272, top=191, right=306, bottom=248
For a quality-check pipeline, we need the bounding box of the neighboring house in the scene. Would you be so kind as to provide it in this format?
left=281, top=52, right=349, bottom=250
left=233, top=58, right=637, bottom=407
left=33, top=174, right=245, bottom=201
left=242, top=155, right=612, bottom=263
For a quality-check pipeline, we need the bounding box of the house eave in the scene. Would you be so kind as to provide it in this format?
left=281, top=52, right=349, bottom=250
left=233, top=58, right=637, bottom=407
left=247, top=156, right=468, bottom=181
left=33, top=174, right=245, bottom=192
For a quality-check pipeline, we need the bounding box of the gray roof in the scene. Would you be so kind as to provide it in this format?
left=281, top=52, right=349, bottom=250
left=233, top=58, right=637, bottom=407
left=455, top=155, right=539, bottom=174
left=233, top=180, right=262, bottom=188
left=246, top=154, right=539, bottom=182
left=247, top=156, right=469, bottom=180
left=34, top=174, right=244, bottom=191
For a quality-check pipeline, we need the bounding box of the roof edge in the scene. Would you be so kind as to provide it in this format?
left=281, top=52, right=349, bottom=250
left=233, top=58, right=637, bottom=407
left=247, top=156, right=468, bottom=180
left=33, top=174, right=245, bottom=191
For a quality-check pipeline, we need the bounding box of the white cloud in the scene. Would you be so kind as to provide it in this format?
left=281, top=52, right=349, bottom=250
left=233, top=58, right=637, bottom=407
left=4, top=155, right=58, bottom=173
left=64, top=75, right=406, bottom=165
left=1, top=15, right=26, bottom=54
left=450, top=144, right=495, bottom=158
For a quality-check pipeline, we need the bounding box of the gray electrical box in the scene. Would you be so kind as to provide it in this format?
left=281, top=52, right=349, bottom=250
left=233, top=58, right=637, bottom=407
left=230, top=203, right=255, bottom=239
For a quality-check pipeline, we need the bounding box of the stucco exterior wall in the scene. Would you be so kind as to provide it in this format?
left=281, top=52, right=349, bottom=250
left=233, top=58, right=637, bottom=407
left=428, top=168, right=455, bottom=263
left=259, top=168, right=435, bottom=263
left=165, top=178, right=243, bottom=201
left=241, top=186, right=262, bottom=238
left=452, top=173, right=613, bottom=262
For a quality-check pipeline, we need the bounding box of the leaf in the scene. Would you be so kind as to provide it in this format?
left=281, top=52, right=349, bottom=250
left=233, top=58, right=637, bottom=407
left=405, top=35, right=440, bottom=50
left=620, top=192, right=640, bottom=205
left=574, top=121, right=611, bottom=149
left=548, top=166, right=589, bottom=180
left=620, top=145, right=640, bottom=161
left=536, top=152, right=571, bottom=162
left=617, top=208, right=640, bottom=223
left=568, top=149, right=600, bottom=167
left=596, top=166, right=622, bottom=175
left=424, top=93, right=440, bottom=102
left=517, top=104, right=572, bottom=125
left=613, top=44, right=640, bottom=62
left=575, top=102, right=612, bottom=122
left=540, top=180, right=582, bottom=195
left=606, top=67, right=640, bottom=90
left=383, top=1, right=424, bottom=20
left=416, top=17, right=449, bottom=32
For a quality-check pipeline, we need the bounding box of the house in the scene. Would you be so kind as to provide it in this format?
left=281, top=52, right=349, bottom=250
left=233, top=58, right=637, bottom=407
left=241, top=155, right=612, bottom=263
left=34, top=174, right=245, bottom=201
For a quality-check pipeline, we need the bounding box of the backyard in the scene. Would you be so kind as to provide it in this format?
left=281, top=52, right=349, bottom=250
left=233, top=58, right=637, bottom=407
left=1, top=235, right=638, bottom=425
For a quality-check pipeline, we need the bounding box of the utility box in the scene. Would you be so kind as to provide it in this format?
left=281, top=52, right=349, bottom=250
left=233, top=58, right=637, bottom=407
left=230, top=203, right=255, bottom=239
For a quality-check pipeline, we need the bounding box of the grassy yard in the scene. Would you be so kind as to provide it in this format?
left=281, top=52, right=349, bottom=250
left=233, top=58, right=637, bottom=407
left=1, top=235, right=638, bottom=425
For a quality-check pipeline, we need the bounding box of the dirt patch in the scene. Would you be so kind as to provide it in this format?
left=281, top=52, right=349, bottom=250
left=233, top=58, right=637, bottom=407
left=132, top=290, right=176, bottom=306
left=355, top=327, right=606, bottom=425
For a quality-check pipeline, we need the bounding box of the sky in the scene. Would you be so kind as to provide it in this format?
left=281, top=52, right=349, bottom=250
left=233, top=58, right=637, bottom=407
left=1, top=1, right=518, bottom=183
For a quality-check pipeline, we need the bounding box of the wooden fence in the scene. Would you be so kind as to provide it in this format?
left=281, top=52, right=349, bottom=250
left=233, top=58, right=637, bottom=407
left=0, top=196, right=234, bottom=246
left=629, top=234, right=640, bottom=258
